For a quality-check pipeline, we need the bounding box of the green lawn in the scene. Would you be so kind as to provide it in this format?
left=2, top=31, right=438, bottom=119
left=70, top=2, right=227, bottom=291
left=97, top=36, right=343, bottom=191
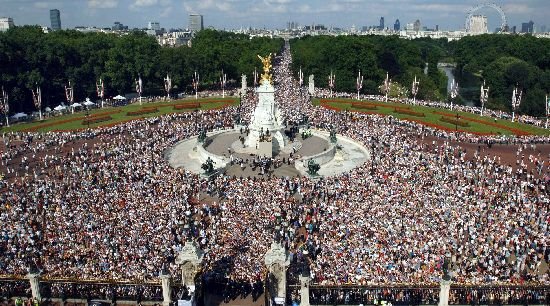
left=314, top=98, right=550, bottom=136
left=2, top=97, right=239, bottom=133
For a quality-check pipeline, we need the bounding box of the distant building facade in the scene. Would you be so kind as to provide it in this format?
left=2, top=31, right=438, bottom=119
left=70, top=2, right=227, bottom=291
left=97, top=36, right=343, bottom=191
left=394, top=19, right=400, bottom=31
left=50, top=9, right=61, bottom=31
left=148, top=22, right=160, bottom=31
left=469, top=15, right=488, bottom=34
left=112, top=21, right=128, bottom=31
left=188, top=14, right=203, bottom=32
left=379, top=17, right=384, bottom=30
left=521, top=21, right=534, bottom=33
left=413, top=19, right=421, bottom=32
left=0, top=17, right=14, bottom=32
left=158, top=31, right=193, bottom=47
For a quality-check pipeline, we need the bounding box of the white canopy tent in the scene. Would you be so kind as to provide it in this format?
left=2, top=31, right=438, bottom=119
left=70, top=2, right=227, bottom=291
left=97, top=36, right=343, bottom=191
left=83, top=100, right=95, bottom=106
left=10, top=113, right=27, bottom=120
left=113, top=95, right=126, bottom=100
left=54, top=105, right=67, bottom=111
left=70, top=102, right=82, bottom=108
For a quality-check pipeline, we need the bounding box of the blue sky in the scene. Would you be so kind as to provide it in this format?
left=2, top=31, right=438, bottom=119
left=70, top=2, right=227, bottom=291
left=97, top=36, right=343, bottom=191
left=1, top=0, right=548, bottom=31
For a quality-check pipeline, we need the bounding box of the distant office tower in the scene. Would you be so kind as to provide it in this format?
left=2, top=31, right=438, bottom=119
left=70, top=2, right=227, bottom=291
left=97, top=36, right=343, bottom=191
left=435, top=25, right=439, bottom=31
left=188, top=14, right=203, bottom=32
left=413, top=19, right=421, bottom=31
left=379, top=17, right=384, bottom=30
left=521, top=20, right=534, bottom=33
left=148, top=21, right=160, bottom=31
left=112, top=21, right=127, bottom=31
left=394, top=19, right=400, bottom=31
left=50, top=9, right=61, bottom=31
left=469, top=15, right=488, bottom=33
left=0, top=17, right=14, bottom=32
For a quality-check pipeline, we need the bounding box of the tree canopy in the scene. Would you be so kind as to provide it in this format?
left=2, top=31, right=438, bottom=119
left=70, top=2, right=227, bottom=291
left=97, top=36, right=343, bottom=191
left=450, top=34, right=550, bottom=116
left=0, top=27, right=283, bottom=113
left=290, top=35, right=449, bottom=101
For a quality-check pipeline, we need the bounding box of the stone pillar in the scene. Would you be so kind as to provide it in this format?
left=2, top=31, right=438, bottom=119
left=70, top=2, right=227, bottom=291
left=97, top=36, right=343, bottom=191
left=308, top=75, right=315, bottom=96
left=264, top=242, right=290, bottom=302
left=438, top=279, right=451, bottom=306
left=27, top=273, right=41, bottom=301
left=299, top=274, right=310, bottom=306
left=241, top=74, right=247, bottom=91
left=160, top=274, right=172, bottom=306
left=175, top=241, right=203, bottom=290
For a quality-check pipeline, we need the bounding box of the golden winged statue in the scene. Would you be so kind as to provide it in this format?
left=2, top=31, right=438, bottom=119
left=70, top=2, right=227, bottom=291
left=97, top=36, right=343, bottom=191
left=257, top=53, right=273, bottom=84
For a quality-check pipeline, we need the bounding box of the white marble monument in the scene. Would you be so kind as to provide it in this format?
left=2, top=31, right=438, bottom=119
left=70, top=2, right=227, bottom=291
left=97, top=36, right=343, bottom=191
left=245, top=54, right=286, bottom=157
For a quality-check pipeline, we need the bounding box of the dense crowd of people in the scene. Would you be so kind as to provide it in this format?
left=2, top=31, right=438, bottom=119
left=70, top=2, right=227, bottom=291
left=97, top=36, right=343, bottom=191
left=0, top=42, right=548, bottom=303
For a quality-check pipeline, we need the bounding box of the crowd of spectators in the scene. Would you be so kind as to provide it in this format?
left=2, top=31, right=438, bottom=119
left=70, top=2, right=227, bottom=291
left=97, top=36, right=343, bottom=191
left=0, top=42, right=548, bottom=301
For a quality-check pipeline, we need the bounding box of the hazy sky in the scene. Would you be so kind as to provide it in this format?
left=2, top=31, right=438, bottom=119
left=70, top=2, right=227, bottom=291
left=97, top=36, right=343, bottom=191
left=1, top=0, right=548, bottom=31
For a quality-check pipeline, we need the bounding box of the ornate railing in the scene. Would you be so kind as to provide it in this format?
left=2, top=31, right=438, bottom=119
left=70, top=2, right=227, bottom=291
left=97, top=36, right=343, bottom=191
left=39, top=281, right=163, bottom=301
left=308, top=284, right=550, bottom=305
left=0, top=279, right=31, bottom=299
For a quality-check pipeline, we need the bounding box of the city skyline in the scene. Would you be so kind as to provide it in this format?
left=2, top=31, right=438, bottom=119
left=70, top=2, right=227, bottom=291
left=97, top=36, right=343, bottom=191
left=1, top=0, right=548, bottom=31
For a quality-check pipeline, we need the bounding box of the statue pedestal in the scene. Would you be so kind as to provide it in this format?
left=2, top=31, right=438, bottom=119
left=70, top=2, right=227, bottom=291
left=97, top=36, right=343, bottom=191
left=264, top=242, right=290, bottom=303
left=245, top=80, right=286, bottom=155
left=175, top=241, right=204, bottom=291
left=438, top=278, right=452, bottom=306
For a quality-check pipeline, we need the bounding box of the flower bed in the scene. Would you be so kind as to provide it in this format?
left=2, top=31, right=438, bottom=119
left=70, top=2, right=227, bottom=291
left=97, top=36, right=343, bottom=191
left=127, top=108, right=158, bottom=116
left=174, top=103, right=200, bottom=110
left=351, top=102, right=377, bottom=110
left=394, top=108, right=425, bottom=117
left=82, top=116, right=113, bottom=125
left=433, top=111, right=529, bottom=136
left=402, top=117, right=495, bottom=136
left=439, top=116, right=470, bottom=127
left=23, top=110, right=122, bottom=132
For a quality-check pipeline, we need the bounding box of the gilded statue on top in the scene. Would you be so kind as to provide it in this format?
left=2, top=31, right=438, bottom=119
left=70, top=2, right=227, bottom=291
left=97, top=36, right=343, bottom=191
left=257, top=53, right=273, bottom=85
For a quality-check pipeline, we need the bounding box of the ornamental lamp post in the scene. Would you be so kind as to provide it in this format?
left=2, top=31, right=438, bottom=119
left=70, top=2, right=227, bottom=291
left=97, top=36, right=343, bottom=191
left=85, top=106, right=90, bottom=129
left=328, top=70, right=335, bottom=98
left=356, top=70, right=363, bottom=101
left=1, top=87, right=9, bottom=127
left=546, top=95, right=549, bottom=129
left=511, top=84, right=522, bottom=123
left=65, top=81, right=74, bottom=113
left=220, top=71, right=227, bottom=98
left=449, top=80, right=459, bottom=111
left=253, top=68, right=258, bottom=88
left=298, top=67, right=304, bottom=88
left=135, top=76, right=143, bottom=105
left=383, top=72, right=391, bottom=103
left=32, top=85, right=42, bottom=121
left=480, top=80, right=489, bottom=117
left=193, top=71, right=200, bottom=100
left=411, top=75, right=420, bottom=105
left=164, top=74, right=172, bottom=100
left=96, top=78, right=105, bottom=108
